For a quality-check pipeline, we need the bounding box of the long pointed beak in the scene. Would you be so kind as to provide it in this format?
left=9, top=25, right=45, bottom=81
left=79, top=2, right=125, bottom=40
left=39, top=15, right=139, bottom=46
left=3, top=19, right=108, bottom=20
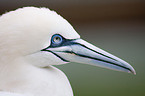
left=46, top=39, right=136, bottom=74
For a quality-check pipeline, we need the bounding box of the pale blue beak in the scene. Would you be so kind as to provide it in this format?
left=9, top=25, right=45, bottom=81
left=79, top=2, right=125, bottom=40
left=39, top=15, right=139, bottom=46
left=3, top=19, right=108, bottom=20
left=44, top=39, right=136, bottom=74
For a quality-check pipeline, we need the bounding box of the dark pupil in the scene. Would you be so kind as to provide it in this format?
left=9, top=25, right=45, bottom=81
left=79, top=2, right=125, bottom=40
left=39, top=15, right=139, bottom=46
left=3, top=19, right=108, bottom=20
left=53, top=36, right=60, bottom=42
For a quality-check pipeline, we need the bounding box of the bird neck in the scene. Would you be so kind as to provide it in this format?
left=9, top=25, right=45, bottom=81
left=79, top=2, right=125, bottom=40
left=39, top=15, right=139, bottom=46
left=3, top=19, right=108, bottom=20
left=0, top=59, right=36, bottom=87
left=0, top=58, right=73, bottom=96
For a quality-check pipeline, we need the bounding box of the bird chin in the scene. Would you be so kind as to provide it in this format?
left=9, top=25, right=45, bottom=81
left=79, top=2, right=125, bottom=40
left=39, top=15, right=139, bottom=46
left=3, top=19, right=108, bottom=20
left=24, top=51, right=69, bottom=67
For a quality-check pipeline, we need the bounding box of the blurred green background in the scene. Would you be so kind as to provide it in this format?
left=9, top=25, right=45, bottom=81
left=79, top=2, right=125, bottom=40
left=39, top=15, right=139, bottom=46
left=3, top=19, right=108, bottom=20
left=0, top=0, right=145, bottom=96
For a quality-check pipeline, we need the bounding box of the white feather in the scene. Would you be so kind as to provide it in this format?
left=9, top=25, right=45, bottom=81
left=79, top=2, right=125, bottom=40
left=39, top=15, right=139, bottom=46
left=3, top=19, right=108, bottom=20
left=0, top=7, right=77, bottom=96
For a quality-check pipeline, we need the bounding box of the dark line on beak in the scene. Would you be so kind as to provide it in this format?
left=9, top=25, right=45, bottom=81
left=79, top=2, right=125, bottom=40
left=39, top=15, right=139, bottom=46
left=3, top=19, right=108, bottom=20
left=72, top=42, right=118, bottom=62
left=42, top=50, right=69, bottom=62
left=62, top=51, right=132, bottom=72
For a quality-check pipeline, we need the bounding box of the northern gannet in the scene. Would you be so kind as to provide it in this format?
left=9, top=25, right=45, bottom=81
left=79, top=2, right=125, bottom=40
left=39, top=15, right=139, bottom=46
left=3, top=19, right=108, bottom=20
left=0, top=7, right=136, bottom=96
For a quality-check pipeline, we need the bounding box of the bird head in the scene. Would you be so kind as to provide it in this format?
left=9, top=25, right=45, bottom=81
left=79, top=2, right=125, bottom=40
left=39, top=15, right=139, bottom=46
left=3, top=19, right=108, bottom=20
left=0, top=7, right=136, bottom=74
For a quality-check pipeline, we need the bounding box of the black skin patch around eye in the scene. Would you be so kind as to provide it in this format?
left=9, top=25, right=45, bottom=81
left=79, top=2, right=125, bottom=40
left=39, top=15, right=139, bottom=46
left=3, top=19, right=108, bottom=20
left=43, top=34, right=79, bottom=49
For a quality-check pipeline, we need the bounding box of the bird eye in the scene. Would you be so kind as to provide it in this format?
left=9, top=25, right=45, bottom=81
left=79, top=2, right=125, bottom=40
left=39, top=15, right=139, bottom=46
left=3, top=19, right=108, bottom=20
left=52, top=34, right=63, bottom=44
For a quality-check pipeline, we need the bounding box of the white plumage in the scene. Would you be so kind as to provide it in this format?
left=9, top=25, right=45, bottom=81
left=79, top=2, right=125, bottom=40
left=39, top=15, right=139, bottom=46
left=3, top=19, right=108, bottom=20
left=0, top=7, right=135, bottom=96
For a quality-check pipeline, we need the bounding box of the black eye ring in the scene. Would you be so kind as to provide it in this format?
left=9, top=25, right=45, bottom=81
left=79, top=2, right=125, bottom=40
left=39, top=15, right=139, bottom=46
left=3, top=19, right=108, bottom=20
left=51, top=34, right=63, bottom=44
